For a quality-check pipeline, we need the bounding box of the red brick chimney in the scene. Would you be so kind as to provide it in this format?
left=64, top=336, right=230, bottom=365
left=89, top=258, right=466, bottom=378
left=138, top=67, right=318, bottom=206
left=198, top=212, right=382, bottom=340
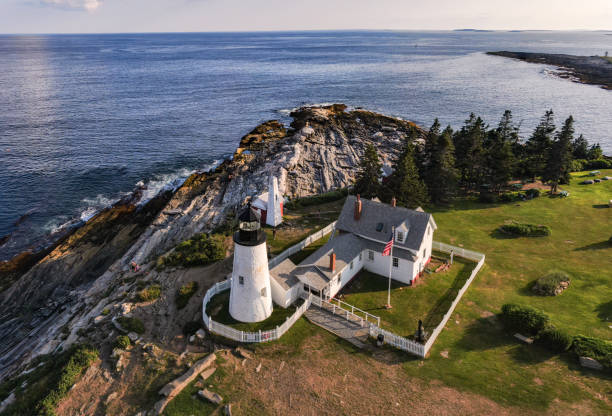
left=391, top=197, right=397, bottom=207
left=329, top=252, right=336, bottom=271
left=354, top=194, right=362, bottom=220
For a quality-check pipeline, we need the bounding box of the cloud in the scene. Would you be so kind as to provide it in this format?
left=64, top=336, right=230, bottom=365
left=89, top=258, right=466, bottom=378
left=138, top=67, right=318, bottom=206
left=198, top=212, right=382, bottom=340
left=39, top=0, right=102, bottom=12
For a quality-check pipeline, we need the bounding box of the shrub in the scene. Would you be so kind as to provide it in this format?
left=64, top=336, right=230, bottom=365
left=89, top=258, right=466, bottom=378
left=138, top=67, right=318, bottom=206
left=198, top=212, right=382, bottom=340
left=569, top=159, right=586, bottom=172
left=157, top=234, right=225, bottom=270
left=584, top=159, right=612, bottom=170
left=176, top=281, right=199, bottom=310
left=136, top=284, right=161, bottom=302
left=536, top=327, right=572, bottom=353
left=101, top=308, right=110, bottom=316
left=500, top=304, right=550, bottom=335
left=498, top=192, right=517, bottom=203
left=114, top=335, right=130, bottom=350
left=36, top=345, right=98, bottom=416
left=117, top=316, right=145, bottom=334
left=478, top=192, right=497, bottom=203
left=183, top=321, right=201, bottom=335
left=532, top=271, right=571, bottom=296
left=285, top=188, right=349, bottom=209
left=524, top=188, right=540, bottom=198
left=572, top=335, right=612, bottom=370
left=498, top=222, right=550, bottom=237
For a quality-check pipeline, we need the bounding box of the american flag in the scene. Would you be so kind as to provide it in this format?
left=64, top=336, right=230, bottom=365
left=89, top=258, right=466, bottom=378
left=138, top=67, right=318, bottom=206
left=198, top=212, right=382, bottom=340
left=382, top=234, right=393, bottom=256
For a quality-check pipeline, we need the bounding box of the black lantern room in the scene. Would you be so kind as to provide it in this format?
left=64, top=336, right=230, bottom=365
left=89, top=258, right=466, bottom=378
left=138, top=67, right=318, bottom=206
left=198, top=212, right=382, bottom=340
left=234, top=203, right=267, bottom=246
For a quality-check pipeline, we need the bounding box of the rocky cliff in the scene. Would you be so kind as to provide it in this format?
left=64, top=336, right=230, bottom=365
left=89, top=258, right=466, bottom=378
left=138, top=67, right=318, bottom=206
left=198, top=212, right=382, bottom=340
left=0, top=104, right=420, bottom=380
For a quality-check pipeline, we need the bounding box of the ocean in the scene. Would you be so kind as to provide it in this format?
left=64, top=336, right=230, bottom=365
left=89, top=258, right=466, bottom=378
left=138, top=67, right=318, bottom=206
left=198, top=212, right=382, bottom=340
left=0, top=30, right=611, bottom=260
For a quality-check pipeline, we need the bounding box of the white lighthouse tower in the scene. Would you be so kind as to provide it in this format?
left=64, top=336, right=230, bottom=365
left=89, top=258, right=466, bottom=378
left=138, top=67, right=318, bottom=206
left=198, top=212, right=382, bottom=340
left=229, top=203, right=273, bottom=322
left=266, top=174, right=282, bottom=227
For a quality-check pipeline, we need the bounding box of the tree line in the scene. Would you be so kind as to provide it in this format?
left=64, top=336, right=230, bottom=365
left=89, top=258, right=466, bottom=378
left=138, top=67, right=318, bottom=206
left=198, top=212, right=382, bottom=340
left=354, top=110, right=608, bottom=208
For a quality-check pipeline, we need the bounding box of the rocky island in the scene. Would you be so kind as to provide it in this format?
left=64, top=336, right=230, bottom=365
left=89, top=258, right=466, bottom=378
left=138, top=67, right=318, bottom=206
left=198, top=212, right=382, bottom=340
left=488, top=51, right=612, bottom=89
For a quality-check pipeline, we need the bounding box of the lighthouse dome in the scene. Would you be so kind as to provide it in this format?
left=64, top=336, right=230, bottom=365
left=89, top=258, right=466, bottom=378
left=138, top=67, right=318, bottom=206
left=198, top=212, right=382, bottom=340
left=235, top=203, right=266, bottom=246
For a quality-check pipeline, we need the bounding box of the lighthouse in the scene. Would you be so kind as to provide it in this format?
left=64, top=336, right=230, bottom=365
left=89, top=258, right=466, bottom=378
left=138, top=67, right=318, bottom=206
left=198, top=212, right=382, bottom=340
left=229, top=203, right=273, bottom=322
left=266, top=174, right=282, bottom=227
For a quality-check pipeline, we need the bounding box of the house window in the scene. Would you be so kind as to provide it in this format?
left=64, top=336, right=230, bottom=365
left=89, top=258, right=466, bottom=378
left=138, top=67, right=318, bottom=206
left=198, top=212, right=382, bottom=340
left=350, top=261, right=354, bottom=270
left=396, top=231, right=404, bottom=243
left=376, top=222, right=384, bottom=232
left=239, top=276, right=244, bottom=285
left=422, top=249, right=426, bottom=258
left=393, top=257, right=399, bottom=268
left=368, top=250, right=374, bottom=261
left=359, top=252, right=363, bottom=261
left=428, top=226, right=431, bottom=236
left=261, top=287, right=266, bottom=297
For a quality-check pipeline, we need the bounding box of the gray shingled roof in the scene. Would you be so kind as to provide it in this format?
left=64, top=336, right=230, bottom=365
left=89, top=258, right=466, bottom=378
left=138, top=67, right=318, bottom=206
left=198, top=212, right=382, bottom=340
left=336, top=195, right=434, bottom=251
left=269, top=258, right=299, bottom=290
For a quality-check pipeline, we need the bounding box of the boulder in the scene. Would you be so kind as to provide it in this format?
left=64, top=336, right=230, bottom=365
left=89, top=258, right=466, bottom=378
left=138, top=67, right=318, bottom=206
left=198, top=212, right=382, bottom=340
left=579, top=356, right=603, bottom=371
left=514, top=333, right=534, bottom=344
left=200, top=367, right=216, bottom=381
left=93, top=315, right=106, bottom=324
left=235, top=347, right=252, bottom=359
left=196, top=329, right=206, bottom=339
left=198, top=389, right=223, bottom=405
left=128, top=332, right=140, bottom=342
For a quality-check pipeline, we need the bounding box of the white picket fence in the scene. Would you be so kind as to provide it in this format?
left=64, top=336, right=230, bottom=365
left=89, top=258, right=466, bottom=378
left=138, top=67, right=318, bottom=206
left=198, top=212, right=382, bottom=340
left=368, top=241, right=485, bottom=357
left=268, top=221, right=336, bottom=268
left=202, top=279, right=313, bottom=343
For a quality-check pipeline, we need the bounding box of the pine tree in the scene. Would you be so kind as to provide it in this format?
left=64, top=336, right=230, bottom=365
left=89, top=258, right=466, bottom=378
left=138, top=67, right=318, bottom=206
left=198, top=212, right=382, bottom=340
left=484, top=130, right=515, bottom=194
left=587, top=143, right=603, bottom=160
left=525, top=110, right=555, bottom=180
left=453, top=114, right=487, bottom=190
left=571, top=134, right=589, bottom=159
left=543, top=116, right=574, bottom=194
left=386, top=131, right=429, bottom=209
left=418, top=119, right=441, bottom=182
left=354, top=143, right=382, bottom=198
left=428, top=126, right=458, bottom=204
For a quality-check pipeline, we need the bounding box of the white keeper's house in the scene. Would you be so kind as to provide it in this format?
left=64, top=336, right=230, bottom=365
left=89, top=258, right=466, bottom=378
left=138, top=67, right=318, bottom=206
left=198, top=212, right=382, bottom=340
left=269, top=195, right=437, bottom=308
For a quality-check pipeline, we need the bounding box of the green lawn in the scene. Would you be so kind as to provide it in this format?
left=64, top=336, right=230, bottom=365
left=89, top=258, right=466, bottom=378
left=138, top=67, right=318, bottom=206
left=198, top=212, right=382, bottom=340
left=398, top=170, right=612, bottom=411
left=339, top=255, right=476, bottom=337
left=288, top=233, right=331, bottom=264
left=206, top=291, right=302, bottom=332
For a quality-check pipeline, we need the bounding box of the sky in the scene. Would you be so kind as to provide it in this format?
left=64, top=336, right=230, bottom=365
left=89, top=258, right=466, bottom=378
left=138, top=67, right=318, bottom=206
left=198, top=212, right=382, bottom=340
left=0, top=0, right=611, bottom=34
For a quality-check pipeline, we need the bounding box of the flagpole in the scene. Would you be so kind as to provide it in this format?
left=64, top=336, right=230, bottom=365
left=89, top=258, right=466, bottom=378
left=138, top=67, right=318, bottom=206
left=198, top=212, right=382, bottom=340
left=387, top=226, right=394, bottom=309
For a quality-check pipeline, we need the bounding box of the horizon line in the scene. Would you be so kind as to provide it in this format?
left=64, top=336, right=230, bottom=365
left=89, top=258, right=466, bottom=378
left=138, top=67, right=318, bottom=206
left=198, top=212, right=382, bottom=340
left=1, top=28, right=611, bottom=36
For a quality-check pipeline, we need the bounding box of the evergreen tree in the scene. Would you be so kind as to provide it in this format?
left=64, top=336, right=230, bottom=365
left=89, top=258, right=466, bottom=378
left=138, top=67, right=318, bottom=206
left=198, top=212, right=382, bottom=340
left=525, top=110, right=555, bottom=179
left=354, top=143, right=382, bottom=198
left=385, top=130, right=429, bottom=209
left=571, top=134, right=589, bottom=159
left=418, top=118, right=441, bottom=181
left=453, top=114, right=487, bottom=190
left=587, top=143, right=603, bottom=160
left=496, top=110, right=521, bottom=176
left=428, top=126, right=459, bottom=204
left=484, top=130, right=515, bottom=194
left=543, top=116, right=574, bottom=194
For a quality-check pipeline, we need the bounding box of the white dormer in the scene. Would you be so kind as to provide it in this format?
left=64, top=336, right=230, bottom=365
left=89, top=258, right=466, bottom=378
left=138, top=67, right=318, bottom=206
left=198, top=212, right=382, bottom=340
left=395, top=221, right=409, bottom=243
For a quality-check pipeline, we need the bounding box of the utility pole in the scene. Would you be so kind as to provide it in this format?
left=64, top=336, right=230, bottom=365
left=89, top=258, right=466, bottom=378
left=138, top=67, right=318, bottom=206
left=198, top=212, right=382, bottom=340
left=386, top=226, right=394, bottom=309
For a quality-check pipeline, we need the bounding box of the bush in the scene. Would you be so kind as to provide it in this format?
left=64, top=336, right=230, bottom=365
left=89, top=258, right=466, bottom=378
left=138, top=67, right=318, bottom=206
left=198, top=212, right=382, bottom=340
left=36, top=345, right=98, bottom=416
left=584, top=159, right=612, bottom=170
left=500, top=304, right=550, bottom=335
left=136, top=284, right=161, bottom=302
left=498, top=192, right=517, bottom=202
left=569, top=159, right=586, bottom=172
left=176, top=281, right=199, bottom=310
left=498, top=222, right=550, bottom=237
left=157, top=234, right=225, bottom=270
left=285, top=188, right=349, bottom=209
left=524, top=188, right=540, bottom=198
left=101, top=308, right=110, bottom=316
left=532, top=271, right=571, bottom=296
left=117, top=317, right=145, bottom=334
left=572, top=335, right=612, bottom=370
left=478, top=192, right=497, bottom=203
left=114, top=335, right=130, bottom=350
left=183, top=321, right=201, bottom=336
left=536, top=327, right=572, bottom=353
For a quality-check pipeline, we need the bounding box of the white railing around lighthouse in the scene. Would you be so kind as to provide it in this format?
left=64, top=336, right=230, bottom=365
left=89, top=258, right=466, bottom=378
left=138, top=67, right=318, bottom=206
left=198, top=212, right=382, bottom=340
left=202, top=279, right=312, bottom=343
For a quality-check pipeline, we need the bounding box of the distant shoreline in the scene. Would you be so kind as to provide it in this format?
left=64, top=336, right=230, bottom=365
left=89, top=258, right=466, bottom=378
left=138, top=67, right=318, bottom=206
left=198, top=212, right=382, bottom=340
left=487, top=51, right=612, bottom=90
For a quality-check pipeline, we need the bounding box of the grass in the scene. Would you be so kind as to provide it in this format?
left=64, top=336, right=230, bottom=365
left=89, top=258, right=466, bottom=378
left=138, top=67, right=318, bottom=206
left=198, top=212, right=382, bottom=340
left=117, top=316, right=145, bottom=334
left=0, top=344, right=98, bottom=416
left=136, top=284, right=161, bottom=302
left=176, top=281, right=198, bottom=309
left=396, top=170, right=612, bottom=411
left=206, top=291, right=302, bottom=332
left=288, top=233, right=331, bottom=264
left=338, top=255, right=476, bottom=336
